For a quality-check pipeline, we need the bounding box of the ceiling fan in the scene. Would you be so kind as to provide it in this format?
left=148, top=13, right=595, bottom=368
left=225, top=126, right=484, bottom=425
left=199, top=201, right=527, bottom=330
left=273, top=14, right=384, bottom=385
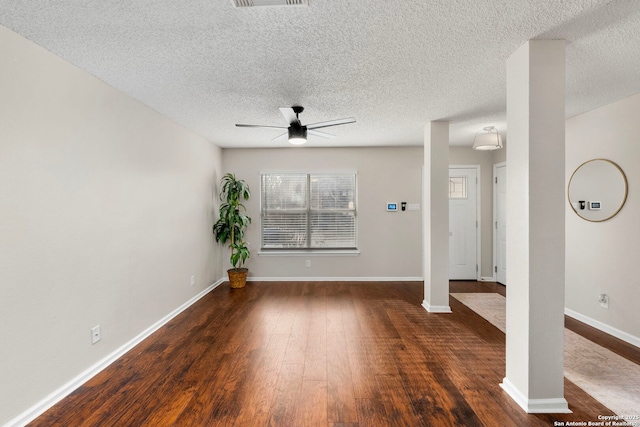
left=235, top=106, right=356, bottom=145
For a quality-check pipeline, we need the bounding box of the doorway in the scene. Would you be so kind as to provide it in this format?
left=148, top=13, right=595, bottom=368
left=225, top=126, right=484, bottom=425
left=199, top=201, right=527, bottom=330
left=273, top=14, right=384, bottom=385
left=449, top=166, right=479, bottom=280
left=493, top=162, right=507, bottom=285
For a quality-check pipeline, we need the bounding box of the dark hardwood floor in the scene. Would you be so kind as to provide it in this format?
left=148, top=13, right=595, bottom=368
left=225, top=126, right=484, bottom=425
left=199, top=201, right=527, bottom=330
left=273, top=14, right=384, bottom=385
left=29, top=281, right=633, bottom=426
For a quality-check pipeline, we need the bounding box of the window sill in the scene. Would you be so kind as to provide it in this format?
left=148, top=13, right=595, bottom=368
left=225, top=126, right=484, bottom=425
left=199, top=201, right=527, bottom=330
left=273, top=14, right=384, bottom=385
left=257, top=249, right=360, bottom=257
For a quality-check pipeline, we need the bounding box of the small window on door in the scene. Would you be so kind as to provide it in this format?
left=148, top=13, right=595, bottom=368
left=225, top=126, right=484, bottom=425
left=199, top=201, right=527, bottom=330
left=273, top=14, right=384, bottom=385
left=449, top=177, right=467, bottom=199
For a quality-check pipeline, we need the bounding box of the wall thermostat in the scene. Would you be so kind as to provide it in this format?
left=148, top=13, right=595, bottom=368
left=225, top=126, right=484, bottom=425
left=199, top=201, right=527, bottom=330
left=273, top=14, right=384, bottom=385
left=588, top=201, right=601, bottom=210
left=387, top=203, right=398, bottom=212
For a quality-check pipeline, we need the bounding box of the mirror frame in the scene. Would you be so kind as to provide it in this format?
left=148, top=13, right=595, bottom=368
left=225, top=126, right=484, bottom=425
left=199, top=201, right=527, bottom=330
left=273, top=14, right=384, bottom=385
left=568, top=158, right=628, bottom=222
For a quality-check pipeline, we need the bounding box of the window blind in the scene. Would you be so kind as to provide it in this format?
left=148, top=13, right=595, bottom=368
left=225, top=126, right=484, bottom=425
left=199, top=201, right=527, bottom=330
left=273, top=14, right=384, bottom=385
left=261, top=173, right=357, bottom=249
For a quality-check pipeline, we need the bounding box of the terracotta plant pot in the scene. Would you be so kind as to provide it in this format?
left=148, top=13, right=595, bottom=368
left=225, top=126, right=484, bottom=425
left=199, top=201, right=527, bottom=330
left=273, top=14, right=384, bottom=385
left=228, top=268, right=248, bottom=289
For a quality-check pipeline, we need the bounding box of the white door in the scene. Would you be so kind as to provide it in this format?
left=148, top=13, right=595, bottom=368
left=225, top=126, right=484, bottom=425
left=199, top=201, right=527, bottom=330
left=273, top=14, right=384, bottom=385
left=494, top=164, right=507, bottom=285
left=449, top=167, right=478, bottom=280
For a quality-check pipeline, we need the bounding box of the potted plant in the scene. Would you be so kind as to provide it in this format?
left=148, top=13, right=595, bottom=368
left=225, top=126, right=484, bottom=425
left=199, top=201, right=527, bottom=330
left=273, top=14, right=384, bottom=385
left=213, top=173, right=251, bottom=288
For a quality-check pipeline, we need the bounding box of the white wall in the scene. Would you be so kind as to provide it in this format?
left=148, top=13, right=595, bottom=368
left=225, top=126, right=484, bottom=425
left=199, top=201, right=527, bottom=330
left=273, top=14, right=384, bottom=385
left=222, top=146, right=499, bottom=280
left=0, top=26, right=223, bottom=425
left=221, top=147, right=423, bottom=279
left=566, top=92, right=640, bottom=342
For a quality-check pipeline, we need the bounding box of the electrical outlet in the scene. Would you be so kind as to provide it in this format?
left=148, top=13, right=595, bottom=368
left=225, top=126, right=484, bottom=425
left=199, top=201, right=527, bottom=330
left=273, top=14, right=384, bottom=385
left=91, top=325, right=101, bottom=344
left=305, top=259, right=311, bottom=268
left=191, top=275, right=195, bottom=286
left=598, top=293, right=609, bottom=309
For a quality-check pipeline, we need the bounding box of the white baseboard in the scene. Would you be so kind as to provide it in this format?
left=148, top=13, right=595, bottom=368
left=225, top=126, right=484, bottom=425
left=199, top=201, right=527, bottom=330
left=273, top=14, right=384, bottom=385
left=564, top=308, right=640, bottom=348
left=421, top=300, right=452, bottom=313
left=500, top=378, right=571, bottom=413
left=242, top=276, right=424, bottom=282
left=479, top=276, right=496, bottom=282
left=6, top=279, right=225, bottom=427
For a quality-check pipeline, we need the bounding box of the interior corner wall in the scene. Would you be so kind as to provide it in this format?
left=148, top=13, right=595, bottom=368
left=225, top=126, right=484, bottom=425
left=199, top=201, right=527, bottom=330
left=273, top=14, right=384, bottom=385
left=449, top=147, right=495, bottom=278
left=221, top=147, right=423, bottom=279
left=0, top=26, right=223, bottom=424
left=566, top=92, right=640, bottom=342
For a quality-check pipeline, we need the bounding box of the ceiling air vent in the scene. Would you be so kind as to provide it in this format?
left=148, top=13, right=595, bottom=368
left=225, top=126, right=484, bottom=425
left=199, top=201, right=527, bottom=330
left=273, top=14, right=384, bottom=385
left=232, top=0, right=307, bottom=7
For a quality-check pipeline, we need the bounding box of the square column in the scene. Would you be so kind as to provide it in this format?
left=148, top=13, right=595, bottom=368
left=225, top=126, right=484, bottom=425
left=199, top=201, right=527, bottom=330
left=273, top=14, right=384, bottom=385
left=501, top=40, right=569, bottom=413
left=422, top=121, right=451, bottom=313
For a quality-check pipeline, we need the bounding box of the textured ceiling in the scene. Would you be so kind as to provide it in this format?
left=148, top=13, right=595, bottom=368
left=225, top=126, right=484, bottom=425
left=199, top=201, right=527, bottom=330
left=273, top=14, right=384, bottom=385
left=2, top=0, right=640, bottom=148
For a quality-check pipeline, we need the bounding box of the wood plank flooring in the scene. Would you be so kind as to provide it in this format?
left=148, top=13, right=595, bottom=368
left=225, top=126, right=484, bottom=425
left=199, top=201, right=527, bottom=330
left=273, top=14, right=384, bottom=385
left=29, top=281, right=630, bottom=426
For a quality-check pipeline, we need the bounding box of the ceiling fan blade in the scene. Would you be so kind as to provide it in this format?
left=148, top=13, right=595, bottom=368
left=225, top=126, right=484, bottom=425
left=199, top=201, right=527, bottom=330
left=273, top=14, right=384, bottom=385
left=306, top=117, right=356, bottom=130
left=279, top=107, right=297, bottom=125
left=271, top=131, right=288, bottom=141
left=236, top=124, right=287, bottom=129
left=308, top=129, right=335, bottom=139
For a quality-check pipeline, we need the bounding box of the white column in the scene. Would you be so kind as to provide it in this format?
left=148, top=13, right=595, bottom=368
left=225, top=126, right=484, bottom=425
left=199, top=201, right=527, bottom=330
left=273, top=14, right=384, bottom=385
left=501, top=40, right=569, bottom=413
left=422, top=121, right=451, bottom=313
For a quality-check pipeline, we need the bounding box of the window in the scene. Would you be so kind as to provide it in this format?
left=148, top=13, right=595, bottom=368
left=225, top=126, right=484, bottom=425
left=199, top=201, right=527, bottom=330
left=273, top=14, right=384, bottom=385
left=261, top=173, right=357, bottom=250
left=449, top=176, right=467, bottom=199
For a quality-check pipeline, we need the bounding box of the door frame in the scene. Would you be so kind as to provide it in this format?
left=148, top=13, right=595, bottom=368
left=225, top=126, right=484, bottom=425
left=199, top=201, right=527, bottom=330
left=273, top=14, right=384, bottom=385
left=493, top=162, right=506, bottom=284
left=449, top=165, right=481, bottom=281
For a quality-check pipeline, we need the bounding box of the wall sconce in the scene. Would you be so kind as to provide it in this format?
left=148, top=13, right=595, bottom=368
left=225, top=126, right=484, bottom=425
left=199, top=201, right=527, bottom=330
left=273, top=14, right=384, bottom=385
left=473, top=126, right=503, bottom=151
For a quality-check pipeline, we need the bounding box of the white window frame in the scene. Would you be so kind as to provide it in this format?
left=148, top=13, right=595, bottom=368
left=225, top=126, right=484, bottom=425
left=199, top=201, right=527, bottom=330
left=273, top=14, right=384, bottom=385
left=258, top=171, right=358, bottom=255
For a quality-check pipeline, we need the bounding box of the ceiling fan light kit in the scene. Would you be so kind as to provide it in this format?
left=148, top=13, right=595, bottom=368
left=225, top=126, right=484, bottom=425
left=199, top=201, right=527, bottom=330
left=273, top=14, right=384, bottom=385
left=288, top=125, right=307, bottom=145
left=472, top=126, right=503, bottom=151
left=236, top=106, right=355, bottom=145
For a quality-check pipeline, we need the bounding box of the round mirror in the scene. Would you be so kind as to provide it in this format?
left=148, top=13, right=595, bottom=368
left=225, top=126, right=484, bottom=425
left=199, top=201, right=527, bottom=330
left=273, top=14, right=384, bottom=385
left=568, top=159, right=628, bottom=222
